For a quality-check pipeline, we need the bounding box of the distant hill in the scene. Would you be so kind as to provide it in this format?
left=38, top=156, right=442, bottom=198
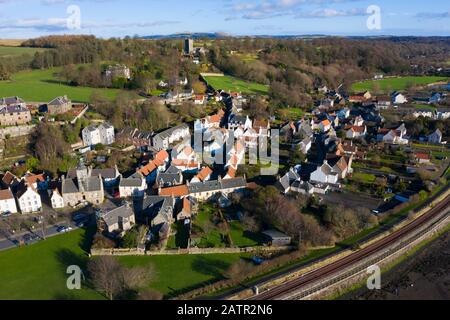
left=137, top=33, right=335, bottom=40
left=139, top=32, right=230, bottom=40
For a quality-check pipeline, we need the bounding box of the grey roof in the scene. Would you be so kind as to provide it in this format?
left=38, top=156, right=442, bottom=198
left=298, top=121, right=313, bottom=137
left=262, top=229, right=291, bottom=240
left=188, top=177, right=247, bottom=194
left=141, top=196, right=175, bottom=223
left=84, top=125, right=98, bottom=133
left=101, top=204, right=134, bottom=226
left=0, top=96, right=25, bottom=105
left=91, top=168, right=119, bottom=180
left=154, top=124, right=189, bottom=140
left=99, top=122, right=114, bottom=130
left=229, top=115, right=247, bottom=124
left=221, top=177, right=247, bottom=189
left=48, top=96, right=70, bottom=106
left=278, top=169, right=300, bottom=190
left=0, top=104, right=29, bottom=114
left=62, top=178, right=79, bottom=194
left=119, top=173, right=144, bottom=187
left=84, top=177, right=102, bottom=192
left=157, top=170, right=182, bottom=186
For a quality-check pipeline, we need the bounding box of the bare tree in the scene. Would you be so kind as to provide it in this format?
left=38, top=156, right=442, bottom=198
left=88, top=256, right=155, bottom=300
left=87, top=256, right=124, bottom=300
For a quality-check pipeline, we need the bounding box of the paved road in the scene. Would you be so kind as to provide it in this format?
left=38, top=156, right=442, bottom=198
left=0, top=224, right=75, bottom=251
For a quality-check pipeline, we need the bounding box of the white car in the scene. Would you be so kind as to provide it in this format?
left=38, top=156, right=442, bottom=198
left=57, top=226, right=73, bottom=233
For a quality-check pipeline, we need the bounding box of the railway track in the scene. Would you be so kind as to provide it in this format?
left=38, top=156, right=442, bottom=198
left=251, top=194, right=450, bottom=300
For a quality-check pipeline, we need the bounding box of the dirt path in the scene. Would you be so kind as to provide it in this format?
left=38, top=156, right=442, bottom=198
left=343, top=230, right=450, bottom=300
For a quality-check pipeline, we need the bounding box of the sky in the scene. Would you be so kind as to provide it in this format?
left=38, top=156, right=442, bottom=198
left=0, top=0, right=449, bottom=39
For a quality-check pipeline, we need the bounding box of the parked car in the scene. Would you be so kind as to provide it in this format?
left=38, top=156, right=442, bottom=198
left=1, top=211, right=12, bottom=218
left=56, top=226, right=73, bottom=233
left=22, top=233, right=39, bottom=244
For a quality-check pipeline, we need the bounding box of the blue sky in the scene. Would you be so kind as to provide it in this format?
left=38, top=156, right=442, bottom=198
left=0, top=0, right=449, bottom=38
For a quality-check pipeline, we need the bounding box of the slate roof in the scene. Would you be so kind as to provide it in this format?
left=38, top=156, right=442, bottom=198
left=48, top=96, right=70, bottom=106
left=0, top=96, right=24, bottom=106
left=119, top=173, right=144, bottom=187
left=154, top=124, right=189, bottom=140
left=91, top=168, right=119, bottom=180
left=101, top=204, right=134, bottom=227
left=0, top=105, right=29, bottom=114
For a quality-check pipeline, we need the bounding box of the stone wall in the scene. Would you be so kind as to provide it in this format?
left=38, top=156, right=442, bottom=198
left=0, top=125, right=36, bottom=139
left=90, top=245, right=295, bottom=257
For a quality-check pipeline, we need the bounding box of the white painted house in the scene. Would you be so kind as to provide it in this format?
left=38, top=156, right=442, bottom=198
left=49, top=188, right=65, bottom=209
left=119, top=172, right=147, bottom=198
left=82, top=122, right=115, bottom=147
left=0, top=188, right=18, bottom=214
left=16, top=184, right=42, bottom=214
left=310, top=162, right=339, bottom=184
left=392, top=92, right=408, bottom=105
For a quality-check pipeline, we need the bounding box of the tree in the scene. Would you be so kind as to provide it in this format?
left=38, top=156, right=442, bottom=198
left=87, top=256, right=155, bottom=300
left=87, top=256, right=124, bottom=300
left=192, top=80, right=207, bottom=94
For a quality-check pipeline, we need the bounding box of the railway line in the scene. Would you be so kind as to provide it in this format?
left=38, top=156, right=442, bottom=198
left=251, top=194, right=450, bottom=300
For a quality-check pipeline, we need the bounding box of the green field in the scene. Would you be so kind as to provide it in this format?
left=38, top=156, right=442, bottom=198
left=351, top=76, right=449, bottom=92
left=203, top=75, right=269, bottom=95
left=0, top=68, right=125, bottom=103
left=0, top=46, right=46, bottom=58
left=0, top=229, right=103, bottom=300
left=0, top=227, right=246, bottom=299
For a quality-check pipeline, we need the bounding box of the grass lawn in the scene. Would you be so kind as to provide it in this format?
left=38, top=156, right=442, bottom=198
left=229, top=221, right=264, bottom=247
left=351, top=76, right=449, bottom=92
left=0, top=228, right=103, bottom=300
left=203, top=75, right=269, bottom=95
left=0, top=226, right=248, bottom=299
left=118, top=253, right=245, bottom=297
left=0, top=46, right=46, bottom=58
left=276, top=107, right=307, bottom=120
left=0, top=68, right=125, bottom=103
left=351, top=172, right=377, bottom=184
left=191, top=204, right=227, bottom=248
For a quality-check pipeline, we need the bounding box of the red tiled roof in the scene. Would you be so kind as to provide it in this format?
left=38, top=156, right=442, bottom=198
left=139, top=162, right=157, bottom=176
left=0, top=188, right=14, bottom=201
left=159, top=185, right=189, bottom=197
left=25, top=173, right=46, bottom=185
left=155, top=150, right=169, bottom=162
left=415, top=153, right=431, bottom=160
left=172, top=159, right=199, bottom=168
left=197, top=167, right=213, bottom=181
left=2, top=171, right=17, bottom=185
